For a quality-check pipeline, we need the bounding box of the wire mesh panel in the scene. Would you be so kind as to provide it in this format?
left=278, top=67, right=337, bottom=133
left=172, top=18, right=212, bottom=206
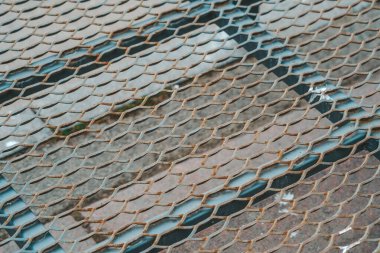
left=172, top=151, right=380, bottom=252
left=0, top=0, right=379, bottom=252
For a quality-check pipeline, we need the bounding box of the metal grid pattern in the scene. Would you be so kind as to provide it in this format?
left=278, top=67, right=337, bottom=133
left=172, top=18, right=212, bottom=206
left=0, top=0, right=379, bottom=252
left=173, top=150, right=380, bottom=253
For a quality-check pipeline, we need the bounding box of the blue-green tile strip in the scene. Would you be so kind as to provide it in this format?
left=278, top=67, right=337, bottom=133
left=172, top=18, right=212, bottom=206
left=0, top=176, right=63, bottom=252
left=1, top=1, right=378, bottom=252
left=0, top=0, right=227, bottom=103
left=88, top=3, right=380, bottom=252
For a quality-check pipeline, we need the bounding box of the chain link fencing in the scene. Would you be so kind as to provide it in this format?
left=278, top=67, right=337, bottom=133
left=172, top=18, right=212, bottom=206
left=0, top=0, right=379, bottom=252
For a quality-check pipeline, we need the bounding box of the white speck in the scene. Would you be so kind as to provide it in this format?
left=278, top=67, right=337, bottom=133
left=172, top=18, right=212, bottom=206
left=279, top=208, right=298, bottom=215
left=275, top=192, right=296, bottom=215
left=339, top=227, right=352, bottom=235
left=309, top=86, right=327, bottom=93
left=290, top=231, right=298, bottom=238
left=282, top=192, right=294, bottom=201
left=275, top=192, right=294, bottom=206
left=339, top=240, right=360, bottom=253
left=308, top=86, right=332, bottom=102
left=5, top=140, right=18, bottom=147
left=173, top=85, right=179, bottom=90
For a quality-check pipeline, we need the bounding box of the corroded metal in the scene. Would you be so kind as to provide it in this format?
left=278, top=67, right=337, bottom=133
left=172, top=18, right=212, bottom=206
left=0, top=0, right=379, bottom=252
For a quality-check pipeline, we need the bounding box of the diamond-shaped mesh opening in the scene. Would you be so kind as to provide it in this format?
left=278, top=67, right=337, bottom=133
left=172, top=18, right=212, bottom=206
left=0, top=0, right=379, bottom=252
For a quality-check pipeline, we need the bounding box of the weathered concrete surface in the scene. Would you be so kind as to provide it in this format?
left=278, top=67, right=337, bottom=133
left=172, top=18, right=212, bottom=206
left=30, top=24, right=246, bottom=128
left=79, top=105, right=330, bottom=241
left=259, top=0, right=364, bottom=38
left=170, top=151, right=380, bottom=253
left=0, top=100, right=52, bottom=158
left=0, top=240, right=19, bottom=253
left=47, top=215, right=96, bottom=252
left=0, top=0, right=186, bottom=73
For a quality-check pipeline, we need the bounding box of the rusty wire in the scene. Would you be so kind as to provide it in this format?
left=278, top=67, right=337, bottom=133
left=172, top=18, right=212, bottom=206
left=0, top=0, right=379, bottom=252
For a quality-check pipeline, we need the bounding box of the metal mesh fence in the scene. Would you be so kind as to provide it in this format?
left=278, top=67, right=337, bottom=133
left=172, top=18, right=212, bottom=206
left=0, top=0, right=379, bottom=252
left=173, top=150, right=380, bottom=253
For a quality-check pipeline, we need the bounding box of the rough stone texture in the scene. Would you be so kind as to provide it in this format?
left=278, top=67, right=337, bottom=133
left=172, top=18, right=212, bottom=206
left=0, top=0, right=186, bottom=73
left=0, top=239, right=19, bottom=253
left=0, top=100, right=52, bottom=158
left=80, top=106, right=329, bottom=240
left=260, top=0, right=380, bottom=112
left=47, top=215, right=96, bottom=252
left=1, top=0, right=380, bottom=251
left=259, top=0, right=364, bottom=38
left=29, top=24, right=246, bottom=128
left=170, top=151, right=380, bottom=253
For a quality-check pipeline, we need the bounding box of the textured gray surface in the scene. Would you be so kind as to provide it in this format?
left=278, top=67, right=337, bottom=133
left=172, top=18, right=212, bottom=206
left=1, top=0, right=380, bottom=251
left=171, top=151, right=380, bottom=253
left=0, top=100, right=52, bottom=158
